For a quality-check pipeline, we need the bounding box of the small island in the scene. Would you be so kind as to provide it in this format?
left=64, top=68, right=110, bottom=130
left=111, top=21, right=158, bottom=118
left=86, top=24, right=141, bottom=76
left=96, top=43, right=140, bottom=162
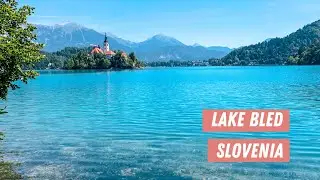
left=38, top=33, right=143, bottom=70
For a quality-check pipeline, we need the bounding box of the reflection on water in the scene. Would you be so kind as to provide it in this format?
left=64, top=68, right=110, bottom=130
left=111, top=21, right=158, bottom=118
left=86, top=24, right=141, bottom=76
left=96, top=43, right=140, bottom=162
left=1, top=66, right=320, bottom=179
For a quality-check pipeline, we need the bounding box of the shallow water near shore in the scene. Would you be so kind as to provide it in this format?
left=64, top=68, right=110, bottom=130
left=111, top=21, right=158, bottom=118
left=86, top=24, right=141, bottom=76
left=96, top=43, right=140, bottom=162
left=1, top=66, right=320, bottom=179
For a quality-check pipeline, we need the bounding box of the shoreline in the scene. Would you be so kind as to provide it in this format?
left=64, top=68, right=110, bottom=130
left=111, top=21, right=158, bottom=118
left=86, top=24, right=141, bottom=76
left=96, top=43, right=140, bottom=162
left=35, top=64, right=320, bottom=71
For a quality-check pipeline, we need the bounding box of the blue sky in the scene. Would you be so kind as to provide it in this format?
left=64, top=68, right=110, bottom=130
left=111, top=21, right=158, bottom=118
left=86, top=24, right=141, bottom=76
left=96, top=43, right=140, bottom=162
left=20, top=0, right=320, bottom=48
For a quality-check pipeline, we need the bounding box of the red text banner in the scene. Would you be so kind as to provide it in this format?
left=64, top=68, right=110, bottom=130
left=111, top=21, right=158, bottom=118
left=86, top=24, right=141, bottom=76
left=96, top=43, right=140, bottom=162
left=203, top=110, right=289, bottom=132
left=208, top=139, right=290, bottom=162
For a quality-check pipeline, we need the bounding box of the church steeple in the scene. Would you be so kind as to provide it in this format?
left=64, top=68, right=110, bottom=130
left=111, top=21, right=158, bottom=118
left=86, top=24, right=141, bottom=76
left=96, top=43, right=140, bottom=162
left=104, top=32, right=110, bottom=52
left=104, top=33, right=108, bottom=43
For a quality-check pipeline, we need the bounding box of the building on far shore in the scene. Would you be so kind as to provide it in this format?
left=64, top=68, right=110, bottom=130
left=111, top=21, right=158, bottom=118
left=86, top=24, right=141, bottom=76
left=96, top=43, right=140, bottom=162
left=91, top=33, right=127, bottom=59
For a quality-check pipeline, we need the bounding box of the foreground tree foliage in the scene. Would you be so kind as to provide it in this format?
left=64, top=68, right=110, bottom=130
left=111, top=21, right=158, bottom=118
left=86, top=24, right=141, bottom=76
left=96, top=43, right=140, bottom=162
left=0, top=0, right=43, bottom=100
left=0, top=161, right=21, bottom=179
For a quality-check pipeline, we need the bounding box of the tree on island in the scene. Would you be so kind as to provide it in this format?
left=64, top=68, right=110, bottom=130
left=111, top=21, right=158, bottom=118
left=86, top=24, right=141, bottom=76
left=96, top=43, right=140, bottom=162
left=53, top=48, right=143, bottom=70
left=63, top=50, right=111, bottom=70
left=110, top=51, right=129, bottom=69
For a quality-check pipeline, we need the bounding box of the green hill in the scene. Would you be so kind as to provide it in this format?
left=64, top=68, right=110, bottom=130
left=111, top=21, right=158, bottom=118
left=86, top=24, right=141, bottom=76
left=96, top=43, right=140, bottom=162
left=221, top=20, right=320, bottom=65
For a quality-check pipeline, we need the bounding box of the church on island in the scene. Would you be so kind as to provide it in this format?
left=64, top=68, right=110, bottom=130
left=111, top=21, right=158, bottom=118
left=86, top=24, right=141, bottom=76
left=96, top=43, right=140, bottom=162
left=90, top=33, right=127, bottom=58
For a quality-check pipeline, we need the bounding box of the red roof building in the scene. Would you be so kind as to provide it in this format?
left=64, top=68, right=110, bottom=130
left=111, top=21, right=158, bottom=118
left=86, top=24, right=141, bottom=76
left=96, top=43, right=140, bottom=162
left=90, top=33, right=127, bottom=58
left=105, top=50, right=116, bottom=56
left=91, top=47, right=104, bottom=54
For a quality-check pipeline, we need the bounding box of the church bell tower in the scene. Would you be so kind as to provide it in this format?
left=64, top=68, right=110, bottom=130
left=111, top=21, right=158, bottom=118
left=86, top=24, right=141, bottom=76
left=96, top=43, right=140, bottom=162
left=104, top=33, right=110, bottom=52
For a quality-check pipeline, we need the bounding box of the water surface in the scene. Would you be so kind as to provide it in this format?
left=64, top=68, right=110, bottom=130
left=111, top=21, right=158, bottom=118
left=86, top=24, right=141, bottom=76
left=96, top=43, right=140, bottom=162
left=1, top=66, right=320, bottom=179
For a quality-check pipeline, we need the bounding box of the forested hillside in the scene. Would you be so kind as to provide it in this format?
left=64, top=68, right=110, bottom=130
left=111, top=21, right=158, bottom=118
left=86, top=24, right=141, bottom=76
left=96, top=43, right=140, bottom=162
left=288, top=42, right=320, bottom=65
left=221, top=20, right=320, bottom=65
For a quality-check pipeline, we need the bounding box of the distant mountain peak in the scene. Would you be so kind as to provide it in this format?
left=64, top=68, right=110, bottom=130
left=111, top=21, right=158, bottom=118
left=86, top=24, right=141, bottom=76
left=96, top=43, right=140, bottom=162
left=55, top=22, right=83, bottom=27
left=207, top=46, right=232, bottom=53
left=55, top=22, right=86, bottom=32
left=153, top=33, right=168, bottom=37
left=150, top=34, right=175, bottom=40
left=142, top=34, right=184, bottom=47
left=192, top=43, right=202, bottom=47
left=35, top=22, right=87, bottom=33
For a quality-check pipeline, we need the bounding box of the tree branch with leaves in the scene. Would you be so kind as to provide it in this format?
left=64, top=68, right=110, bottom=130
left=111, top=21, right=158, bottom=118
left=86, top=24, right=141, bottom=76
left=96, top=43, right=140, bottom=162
left=0, top=0, right=44, bottom=102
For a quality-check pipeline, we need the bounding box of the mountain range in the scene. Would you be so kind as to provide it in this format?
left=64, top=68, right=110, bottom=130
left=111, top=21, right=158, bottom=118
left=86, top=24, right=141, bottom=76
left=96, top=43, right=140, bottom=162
left=35, top=23, right=231, bottom=62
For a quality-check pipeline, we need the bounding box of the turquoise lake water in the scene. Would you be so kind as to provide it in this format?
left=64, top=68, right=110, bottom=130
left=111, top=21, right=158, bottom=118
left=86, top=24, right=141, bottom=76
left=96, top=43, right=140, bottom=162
left=1, top=66, right=320, bottom=179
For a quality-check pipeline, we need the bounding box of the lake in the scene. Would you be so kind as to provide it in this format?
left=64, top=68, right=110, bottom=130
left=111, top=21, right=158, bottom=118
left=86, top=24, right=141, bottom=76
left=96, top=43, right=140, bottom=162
left=1, top=66, right=320, bottom=179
